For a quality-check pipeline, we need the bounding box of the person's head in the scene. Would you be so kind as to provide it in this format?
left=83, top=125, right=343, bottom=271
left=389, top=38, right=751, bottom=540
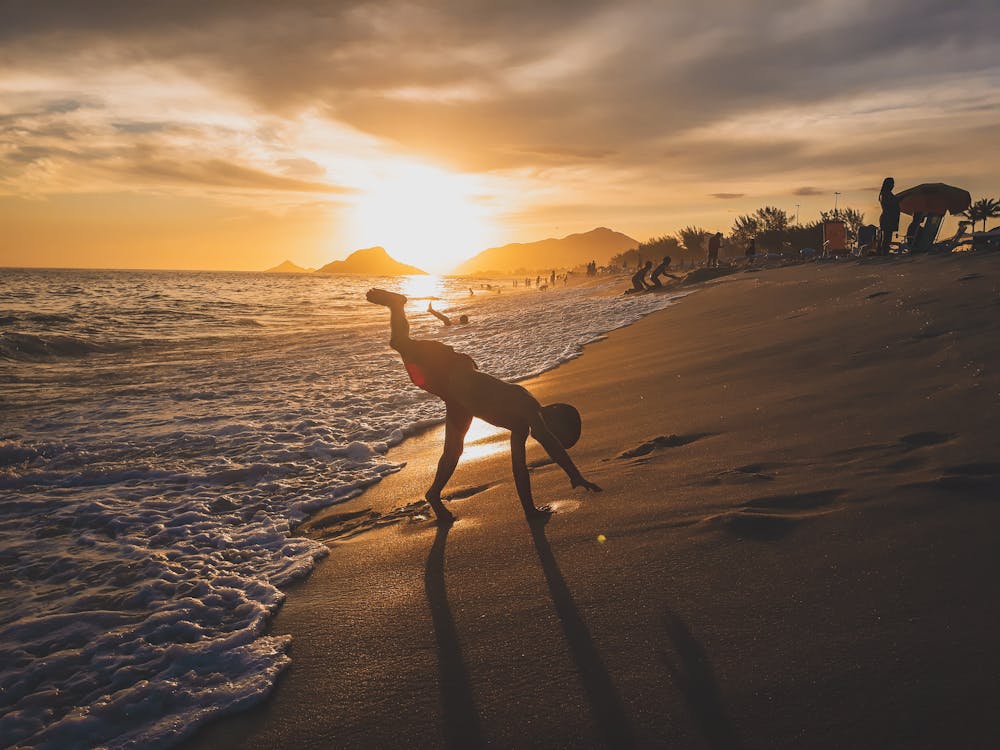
left=881, top=177, right=894, bottom=193
left=716, top=232, right=723, bottom=238
left=644, top=260, right=653, bottom=268
left=458, top=314, right=469, bottom=325
left=537, top=403, right=582, bottom=449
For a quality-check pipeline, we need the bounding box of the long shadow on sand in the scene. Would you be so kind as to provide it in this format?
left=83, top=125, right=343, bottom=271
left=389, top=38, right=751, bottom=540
left=661, top=607, right=744, bottom=750
left=528, top=521, right=636, bottom=749
left=425, top=525, right=485, bottom=749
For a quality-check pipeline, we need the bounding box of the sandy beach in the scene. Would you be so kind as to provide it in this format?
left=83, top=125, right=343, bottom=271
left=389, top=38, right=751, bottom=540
left=183, top=252, right=1000, bottom=750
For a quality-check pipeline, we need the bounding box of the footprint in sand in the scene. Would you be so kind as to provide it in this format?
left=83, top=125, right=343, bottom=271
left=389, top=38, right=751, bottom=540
left=615, top=433, right=714, bottom=462
left=699, top=489, right=845, bottom=540
left=704, top=462, right=780, bottom=486
left=913, top=462, right=1000, bottom=498
left=899, top=431, right=956, bottom=450
left=306, top=483, right=498, bottom=541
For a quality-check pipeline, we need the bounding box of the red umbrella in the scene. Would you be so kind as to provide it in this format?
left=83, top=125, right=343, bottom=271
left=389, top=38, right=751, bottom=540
left=895, top=183, right=971, bottom=216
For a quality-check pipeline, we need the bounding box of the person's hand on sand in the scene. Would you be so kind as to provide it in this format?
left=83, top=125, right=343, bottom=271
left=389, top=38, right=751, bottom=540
left=366, top=288, right=406, bottom=307
left=572, top=477, right=603, bottom=492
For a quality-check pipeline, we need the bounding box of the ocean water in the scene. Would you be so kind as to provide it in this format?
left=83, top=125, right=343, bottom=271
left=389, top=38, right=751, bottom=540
left=0, top=268, right=683, bottom=749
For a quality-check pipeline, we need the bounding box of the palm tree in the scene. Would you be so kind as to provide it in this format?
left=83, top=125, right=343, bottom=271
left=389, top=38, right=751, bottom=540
left=678, top=226, right=712, bottom=255
left=962, top=197, right=1000, bottom=232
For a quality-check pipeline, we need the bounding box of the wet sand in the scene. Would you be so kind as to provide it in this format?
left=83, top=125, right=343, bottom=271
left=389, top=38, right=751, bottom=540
left=184, top=252, right=1000, bottom=749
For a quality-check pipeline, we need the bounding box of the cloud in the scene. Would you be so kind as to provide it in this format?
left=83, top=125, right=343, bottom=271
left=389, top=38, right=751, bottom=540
left=2, top=0, right=998, bottom=234
left=124, top=156, right=354, bottom=194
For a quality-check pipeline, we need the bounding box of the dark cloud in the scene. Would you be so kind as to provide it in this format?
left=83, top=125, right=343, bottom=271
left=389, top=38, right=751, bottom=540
left=794, top=187, right=823, bottom=196
left=2, top=0, right=998, bottom=180
left=112, top=121, right=169, bottom=134
left=711, top=193, right=745, bottom=199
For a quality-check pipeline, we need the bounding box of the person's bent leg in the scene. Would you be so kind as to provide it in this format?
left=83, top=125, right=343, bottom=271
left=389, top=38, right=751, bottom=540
left=425, top=406, right=472, bottom=523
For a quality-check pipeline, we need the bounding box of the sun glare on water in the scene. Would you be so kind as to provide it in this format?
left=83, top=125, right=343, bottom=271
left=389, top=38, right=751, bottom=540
left=347, top=161, right=501, bottom=274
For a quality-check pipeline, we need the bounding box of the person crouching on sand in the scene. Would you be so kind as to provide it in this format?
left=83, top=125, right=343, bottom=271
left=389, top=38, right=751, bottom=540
left=367, top=288, right=602, bottom=524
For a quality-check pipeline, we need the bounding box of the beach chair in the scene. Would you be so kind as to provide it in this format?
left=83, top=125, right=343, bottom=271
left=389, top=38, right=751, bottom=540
left=932, top=221, right=972, bottom=253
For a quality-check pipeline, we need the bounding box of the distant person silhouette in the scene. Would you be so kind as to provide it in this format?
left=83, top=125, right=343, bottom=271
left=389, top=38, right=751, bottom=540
left=627, top=260, right=653, bottom=293
left=648, top=255, right=673, bottom=288
left=904, top=212, right=924, bottom=251
left=878, top=177, right=900, bottom=256
left=708, top=232, right=722, bottom=268
left=745, top=237, right=756, bottom=265
left=367, top=288, right=602, bottom=524
left=857, top=224, right=878, bottom=254
left=427, top=303, right=469, bottom=326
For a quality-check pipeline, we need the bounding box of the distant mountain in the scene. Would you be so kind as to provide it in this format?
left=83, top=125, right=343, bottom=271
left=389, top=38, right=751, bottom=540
left=451, top=227, right=638, bottom=276
left=314, top=246, right=427, bottom=276
left=264, top=259, right=313, bottom=273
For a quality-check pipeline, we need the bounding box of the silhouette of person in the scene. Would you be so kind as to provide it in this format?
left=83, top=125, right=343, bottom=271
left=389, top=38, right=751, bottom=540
left=367, top=288, right=602, bottom=524
left=878, top=177, right=900, bottom=256
left=857, top=224, right=878, bottom=254
left=629, top=260, right=653, bottom=292
left=745, top=237, right=756, bottom=265
left=427, top=303, right=468, bottom=326
left=648, top=255, right=672, bottom=288
left=708, top=232, right=722, bottom=268
left=904, top=212, right=924, bottom=251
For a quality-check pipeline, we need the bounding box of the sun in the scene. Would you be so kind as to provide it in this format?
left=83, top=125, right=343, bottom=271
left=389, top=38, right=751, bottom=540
left=346, top=161, right=500, bottom=274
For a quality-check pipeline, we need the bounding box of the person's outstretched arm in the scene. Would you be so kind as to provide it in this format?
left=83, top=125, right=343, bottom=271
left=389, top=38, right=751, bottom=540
left=424, top=406, right=472, bottom=523
left=511, top=428, right=550, bottom=520
left=529, top=413, right=602, bottom=492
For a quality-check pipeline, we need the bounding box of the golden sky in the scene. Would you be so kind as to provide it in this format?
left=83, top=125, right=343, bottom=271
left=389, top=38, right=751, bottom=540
left=1, top=0, right=998, bottom=272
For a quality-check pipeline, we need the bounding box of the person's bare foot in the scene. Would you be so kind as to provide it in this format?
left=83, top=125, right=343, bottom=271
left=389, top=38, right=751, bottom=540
left=525, top=505, right=553, bottom=524
left=366, top=288, right=407, bottom=307
left=433, top=509, right=456, bottom=526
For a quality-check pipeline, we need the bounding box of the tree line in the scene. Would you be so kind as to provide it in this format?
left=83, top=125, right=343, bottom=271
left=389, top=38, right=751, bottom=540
left=612, top=194, right=998, bottom=267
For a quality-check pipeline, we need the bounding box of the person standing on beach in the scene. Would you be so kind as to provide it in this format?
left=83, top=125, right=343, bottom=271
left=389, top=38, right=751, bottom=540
left=745, top=237, right=757, bottom=266
left=878, top=177, right=900, bottom=256
left=367, top=288, right=602, bottom=525
left=708, top=232, right=722, bottom=268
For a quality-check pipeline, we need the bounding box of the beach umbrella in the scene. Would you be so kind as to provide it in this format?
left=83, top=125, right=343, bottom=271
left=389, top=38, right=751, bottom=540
left=895, top=183, right=972, bottom=216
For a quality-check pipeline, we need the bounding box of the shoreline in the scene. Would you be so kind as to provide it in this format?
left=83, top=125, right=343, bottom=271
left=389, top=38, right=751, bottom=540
left=183, top=251, right=1000, bottom=750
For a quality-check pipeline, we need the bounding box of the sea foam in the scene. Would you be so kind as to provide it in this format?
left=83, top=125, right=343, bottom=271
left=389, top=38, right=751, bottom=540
left=0, top=268, right=682, bottom=748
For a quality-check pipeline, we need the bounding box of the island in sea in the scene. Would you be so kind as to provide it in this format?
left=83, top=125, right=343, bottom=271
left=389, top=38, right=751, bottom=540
left=262, top=228, right=640, bottom=277
left=264, top=260, right=314, bottom=273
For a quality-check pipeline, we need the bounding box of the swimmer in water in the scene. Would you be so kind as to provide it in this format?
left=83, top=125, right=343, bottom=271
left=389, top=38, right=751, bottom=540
left=427, top=302, right=468, bottom=326
left=367, top=288, right=602, bottom=524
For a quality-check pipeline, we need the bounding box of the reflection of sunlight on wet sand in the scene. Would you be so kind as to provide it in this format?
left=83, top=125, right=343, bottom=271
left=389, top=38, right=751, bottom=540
left=401, top=274, right=446, bottom=300
left=462, top=419, right=508, bottom=461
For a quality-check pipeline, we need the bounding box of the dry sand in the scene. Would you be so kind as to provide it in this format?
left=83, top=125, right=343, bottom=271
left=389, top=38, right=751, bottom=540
left=184, top=252, right=1000, bottom=749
